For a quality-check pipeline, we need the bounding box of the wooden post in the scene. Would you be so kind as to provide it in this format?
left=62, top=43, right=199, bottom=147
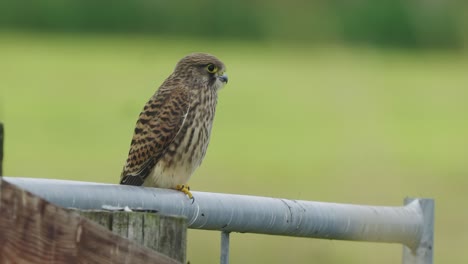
left=0, top=122, right=3, bottom=176
left=77, top=210, right=187, bottom=263
left=0, top=178, right=181, bottom=264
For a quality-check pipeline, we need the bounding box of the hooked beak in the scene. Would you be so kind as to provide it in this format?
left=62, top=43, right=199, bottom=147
left=218, top=74, right=228, bottom=84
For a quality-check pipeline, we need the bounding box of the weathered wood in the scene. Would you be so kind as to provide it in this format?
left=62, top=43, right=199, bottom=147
left=0, top=179, right=180, bottom=264
left=76, top=210, right=187, bottom=263
left=0, top=122, right=3, bottom=176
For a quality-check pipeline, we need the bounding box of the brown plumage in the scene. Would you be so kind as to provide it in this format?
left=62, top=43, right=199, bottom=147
left=120, top=53, right=228, bottom=194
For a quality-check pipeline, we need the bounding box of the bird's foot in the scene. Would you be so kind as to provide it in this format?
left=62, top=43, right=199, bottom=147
left=176, top=184, right=195, bottom=203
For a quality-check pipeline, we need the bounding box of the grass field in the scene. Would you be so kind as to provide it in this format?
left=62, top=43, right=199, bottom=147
left=1, top=32, right=467, bottom=263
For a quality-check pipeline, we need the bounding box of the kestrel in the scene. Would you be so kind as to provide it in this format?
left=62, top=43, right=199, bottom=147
left=120, top=53, right=228, bottom=200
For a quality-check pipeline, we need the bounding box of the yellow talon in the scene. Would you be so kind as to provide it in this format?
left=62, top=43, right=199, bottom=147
left=176, top=184, right=194, bottom=201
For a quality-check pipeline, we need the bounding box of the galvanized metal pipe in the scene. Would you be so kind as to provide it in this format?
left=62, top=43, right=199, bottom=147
left=220, top=231, right=230, bottom=264
left=402, top=198, right=434, bottom=264
left=4, top=177, right=428, bottom=252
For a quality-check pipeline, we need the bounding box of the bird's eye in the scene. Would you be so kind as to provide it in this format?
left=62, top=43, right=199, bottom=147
left=206, top=64, right=218, bottom=73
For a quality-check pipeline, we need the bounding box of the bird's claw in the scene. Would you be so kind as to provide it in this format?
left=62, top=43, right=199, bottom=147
left=176, top=184, right=195, bottom=203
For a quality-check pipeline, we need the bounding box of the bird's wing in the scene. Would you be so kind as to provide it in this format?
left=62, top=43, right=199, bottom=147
left=120, top=85, right=190, bottom=186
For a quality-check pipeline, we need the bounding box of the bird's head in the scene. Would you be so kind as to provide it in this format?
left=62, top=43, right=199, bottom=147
left=174, top=53, right=228, bottom=90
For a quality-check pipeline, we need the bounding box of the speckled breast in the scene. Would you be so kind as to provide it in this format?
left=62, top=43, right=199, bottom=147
left=146, top=88, right=218, bottom=188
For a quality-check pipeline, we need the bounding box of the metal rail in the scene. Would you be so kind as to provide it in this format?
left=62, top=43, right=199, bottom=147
left=3, top=177, right=433, bottom=264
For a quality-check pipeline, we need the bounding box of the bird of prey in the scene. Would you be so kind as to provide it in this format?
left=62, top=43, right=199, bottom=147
left=120, top=53, right=228, bottom=200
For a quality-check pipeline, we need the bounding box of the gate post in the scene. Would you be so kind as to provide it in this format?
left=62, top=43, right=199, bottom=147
left=402, top=198, right=434, bottom=264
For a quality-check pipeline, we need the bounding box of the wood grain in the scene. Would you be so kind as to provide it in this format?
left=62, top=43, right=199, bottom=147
left=0, top=179, right=180, bottom=264
left=77, top=210, right=187, bottom=263
left=0, top=123, right=3, bottom=176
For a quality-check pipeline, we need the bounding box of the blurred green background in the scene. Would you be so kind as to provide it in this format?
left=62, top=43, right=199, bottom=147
left=1, top=0, right=467, bottom=263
